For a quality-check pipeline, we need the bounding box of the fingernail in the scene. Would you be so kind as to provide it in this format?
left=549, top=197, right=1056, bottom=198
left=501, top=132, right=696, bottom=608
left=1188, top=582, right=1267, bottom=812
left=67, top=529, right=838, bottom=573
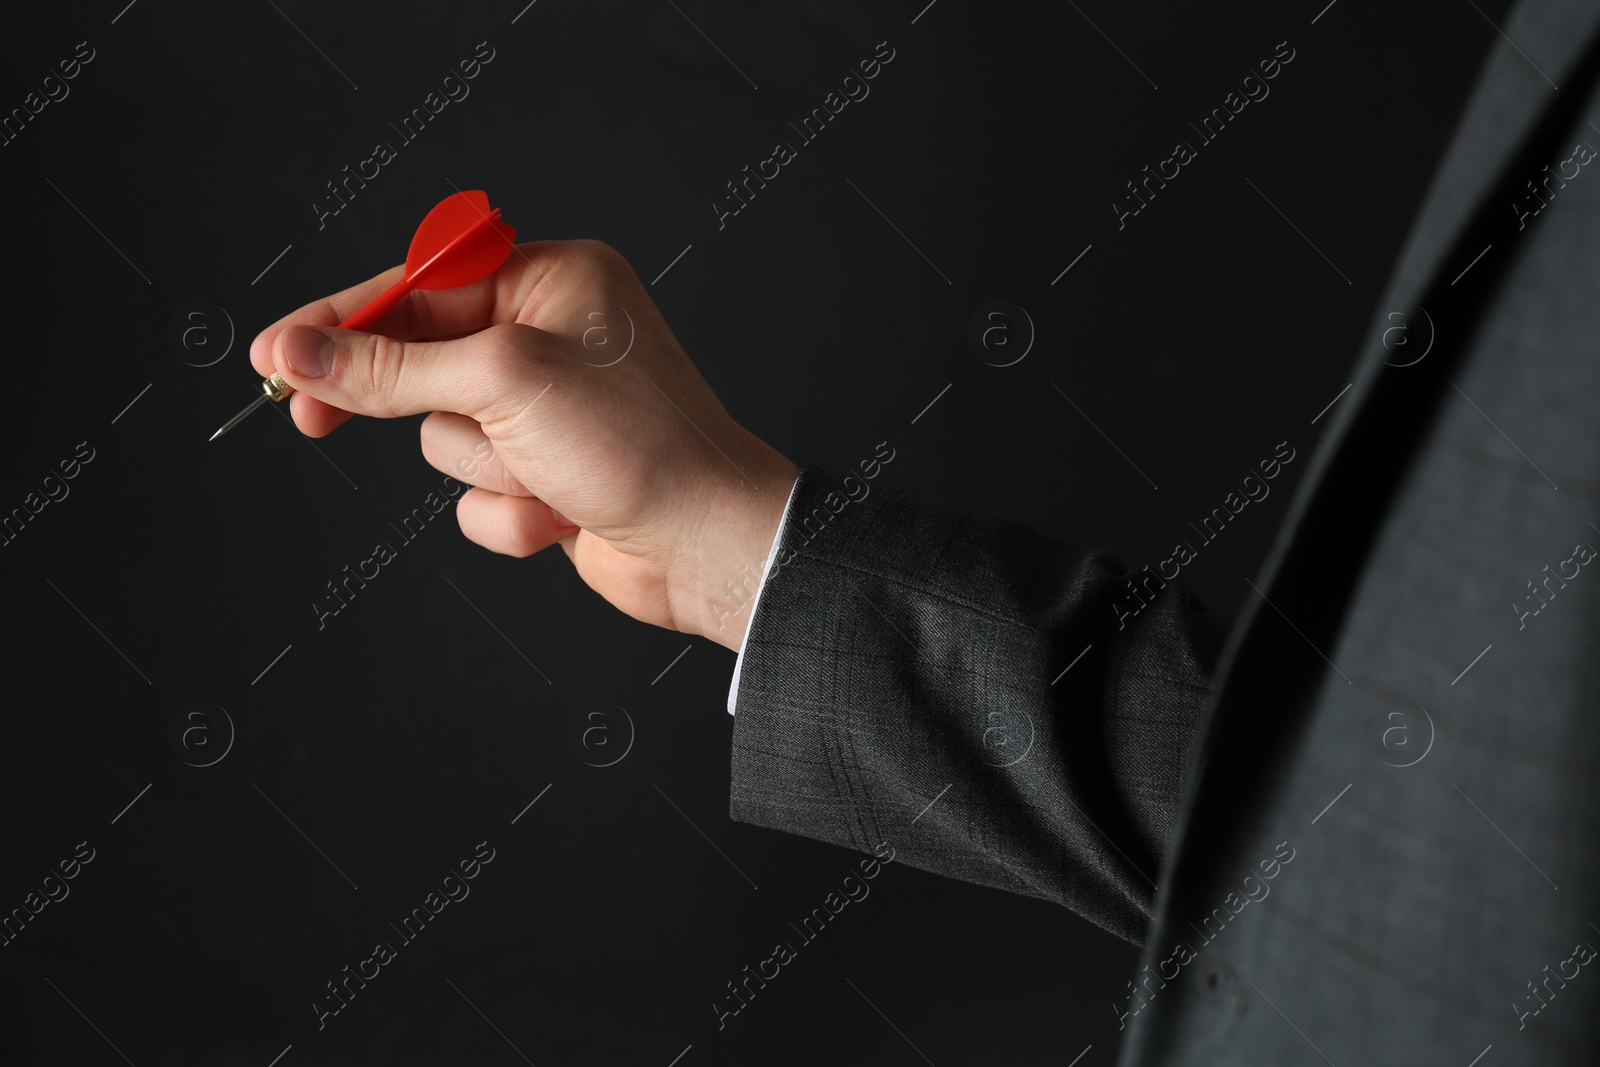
left=284, top=326, right=334, bottom=378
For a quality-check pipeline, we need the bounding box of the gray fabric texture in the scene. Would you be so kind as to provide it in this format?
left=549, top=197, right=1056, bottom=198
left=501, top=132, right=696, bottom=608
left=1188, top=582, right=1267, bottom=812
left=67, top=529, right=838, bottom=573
left=729, top=465, right=1231, bottom=943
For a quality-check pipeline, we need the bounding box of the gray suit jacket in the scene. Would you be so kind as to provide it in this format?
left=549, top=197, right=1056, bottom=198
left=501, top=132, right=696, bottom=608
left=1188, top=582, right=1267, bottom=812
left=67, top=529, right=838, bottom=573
left=730, top=1, right=1600, bottom=1062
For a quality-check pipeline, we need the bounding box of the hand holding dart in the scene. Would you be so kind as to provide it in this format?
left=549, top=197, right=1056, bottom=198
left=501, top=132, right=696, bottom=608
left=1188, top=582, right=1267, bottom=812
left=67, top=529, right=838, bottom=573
left=210, top=189, right=516, bottom=440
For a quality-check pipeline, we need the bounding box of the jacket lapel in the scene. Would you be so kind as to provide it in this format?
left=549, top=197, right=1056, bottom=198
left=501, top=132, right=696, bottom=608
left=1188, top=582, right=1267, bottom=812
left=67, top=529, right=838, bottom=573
left=1143, top=0, right=1600, bottom=961
left=1250, top=0, right=1600, bottom=669
left=1164, top=0, right=1600, bottom=825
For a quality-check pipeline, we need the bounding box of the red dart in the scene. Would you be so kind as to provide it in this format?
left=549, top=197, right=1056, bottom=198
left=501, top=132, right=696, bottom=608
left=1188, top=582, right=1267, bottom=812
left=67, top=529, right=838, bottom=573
left=209, top=189, right=517, bottom=441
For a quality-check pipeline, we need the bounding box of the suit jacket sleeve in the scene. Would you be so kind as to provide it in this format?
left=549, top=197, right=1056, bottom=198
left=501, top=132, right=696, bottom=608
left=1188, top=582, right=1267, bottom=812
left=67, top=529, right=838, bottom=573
left=728, top=465, right=1231, bottom=944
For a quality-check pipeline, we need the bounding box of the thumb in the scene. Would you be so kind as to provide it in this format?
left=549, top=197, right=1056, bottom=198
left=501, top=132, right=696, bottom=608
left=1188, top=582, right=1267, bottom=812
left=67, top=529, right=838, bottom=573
left=272, top=322, right=559, bottom=424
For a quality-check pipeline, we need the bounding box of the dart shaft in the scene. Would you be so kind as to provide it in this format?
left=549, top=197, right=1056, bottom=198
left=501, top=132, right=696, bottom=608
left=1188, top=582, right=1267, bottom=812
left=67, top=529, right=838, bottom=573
left=341, top=277, right=414, bottom=332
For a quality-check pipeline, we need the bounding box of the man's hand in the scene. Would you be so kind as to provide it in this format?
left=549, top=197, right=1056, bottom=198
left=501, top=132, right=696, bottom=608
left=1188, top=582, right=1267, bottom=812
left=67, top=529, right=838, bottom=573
left=249, top=239, right=798, bottom=652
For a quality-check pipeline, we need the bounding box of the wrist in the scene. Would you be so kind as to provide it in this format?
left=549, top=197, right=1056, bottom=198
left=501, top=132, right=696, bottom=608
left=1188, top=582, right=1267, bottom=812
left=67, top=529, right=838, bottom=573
left=668, top=439, right=799, bottom=652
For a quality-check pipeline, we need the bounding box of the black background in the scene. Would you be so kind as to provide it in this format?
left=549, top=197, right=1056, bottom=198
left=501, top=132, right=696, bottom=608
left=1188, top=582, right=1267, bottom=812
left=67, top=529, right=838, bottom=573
left=0, top=0, right=1511, bottom=1063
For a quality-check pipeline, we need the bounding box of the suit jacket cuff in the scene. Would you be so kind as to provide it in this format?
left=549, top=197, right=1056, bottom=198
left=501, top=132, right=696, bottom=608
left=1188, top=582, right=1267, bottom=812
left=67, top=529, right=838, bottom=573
left=727, top=464, right=1229, bottom=944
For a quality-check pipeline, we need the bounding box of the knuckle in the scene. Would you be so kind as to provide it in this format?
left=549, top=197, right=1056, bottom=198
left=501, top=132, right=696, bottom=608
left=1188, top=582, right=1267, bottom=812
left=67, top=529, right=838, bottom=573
left=504, top=514, right=543, bottom=557
left=456, top=488, right=542, bottom=558
left=569, top=239, right=634, bottom=281
left=417, top=416, right=445, bottom=471
left=358, top=333, right=410, bottom=410
left=571, top=238, right=618, bottom=263
left=456, top=506, right=490, bottom=554
left=479, top=321, right=534, bottom=365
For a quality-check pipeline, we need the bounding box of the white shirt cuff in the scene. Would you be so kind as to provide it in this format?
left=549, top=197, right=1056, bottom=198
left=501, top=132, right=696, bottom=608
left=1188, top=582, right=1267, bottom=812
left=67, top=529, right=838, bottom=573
left=726, top=471, right=803, bottom=716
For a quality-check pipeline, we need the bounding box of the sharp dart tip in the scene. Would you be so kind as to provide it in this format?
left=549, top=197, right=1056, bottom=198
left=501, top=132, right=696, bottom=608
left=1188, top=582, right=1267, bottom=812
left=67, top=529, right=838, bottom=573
left=211, top=391, right=272, bottom=441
